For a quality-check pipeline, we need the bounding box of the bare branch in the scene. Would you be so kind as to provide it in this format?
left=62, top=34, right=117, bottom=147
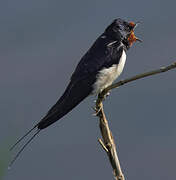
left=95, top=101, right=125, bottom=180
left=95, top=61, right=176, bottom=180
left=100, top=61, right=176, bottom=98
left=98, top=138, right=109, bottom=153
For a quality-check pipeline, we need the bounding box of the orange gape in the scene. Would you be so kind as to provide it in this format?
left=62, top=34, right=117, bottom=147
left=128, top=31, right=137, bottom=46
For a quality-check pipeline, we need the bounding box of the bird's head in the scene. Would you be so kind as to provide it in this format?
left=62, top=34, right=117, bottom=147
left=105, top=18, right=142, bottom=49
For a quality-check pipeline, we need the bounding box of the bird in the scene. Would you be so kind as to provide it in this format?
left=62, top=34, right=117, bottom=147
left=9, top=18, right=141, bottom=168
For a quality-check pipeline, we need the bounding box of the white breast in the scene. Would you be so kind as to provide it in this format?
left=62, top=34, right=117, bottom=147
left=93, top=50, right=126, bottom=94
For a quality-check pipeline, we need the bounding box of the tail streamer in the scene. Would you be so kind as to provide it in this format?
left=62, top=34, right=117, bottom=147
left=9, top=129, right=41, bottom=169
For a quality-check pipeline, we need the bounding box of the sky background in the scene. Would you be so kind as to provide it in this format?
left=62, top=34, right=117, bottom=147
left=1, top=0, right=176, bottom=179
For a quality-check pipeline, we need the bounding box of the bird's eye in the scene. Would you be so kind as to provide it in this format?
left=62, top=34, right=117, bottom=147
left=123, top=22, right=132, bottom=31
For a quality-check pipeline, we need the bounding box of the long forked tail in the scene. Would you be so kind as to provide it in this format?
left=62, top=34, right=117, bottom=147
left=10, top=125, right=38, bottom=151
left=9, top=79, right=92, bottom=168
left=9, top=126, right=40, bottom=169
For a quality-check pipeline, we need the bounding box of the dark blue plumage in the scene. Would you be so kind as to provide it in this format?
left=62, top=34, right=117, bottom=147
left=9, top=18, right=140, bottom=167
left=38, top=30, right=124, bottom=129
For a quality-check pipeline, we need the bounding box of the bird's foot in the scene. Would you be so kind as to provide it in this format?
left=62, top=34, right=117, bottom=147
left=105, top=92, right=110, bottom=98
left=92, top=91, right=110, bottom=116
left=97, top=91, right=110, bottom=102
left=101, top=91, right=110, bottom=101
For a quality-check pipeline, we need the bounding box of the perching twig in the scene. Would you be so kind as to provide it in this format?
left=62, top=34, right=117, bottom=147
left=100, top=62, right=176, bottom=100
left=98, top=138, right=109, bottom=153
left=95, top=99, right=124, bottom=180
left=95, top=61, right=176, bottom=180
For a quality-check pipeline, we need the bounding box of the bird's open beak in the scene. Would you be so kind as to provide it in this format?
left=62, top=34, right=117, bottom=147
left=128, top=21, right=142, bottom=46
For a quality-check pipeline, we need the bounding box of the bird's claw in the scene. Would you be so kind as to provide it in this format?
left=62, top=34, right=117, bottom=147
left=92, top=91, right=110, bottom=116
left=105, top=92, right=110, bottom=98
left=101, top=91, right=110, bottom=101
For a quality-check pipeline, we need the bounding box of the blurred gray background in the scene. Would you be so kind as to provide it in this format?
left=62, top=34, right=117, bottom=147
left=1, top=0, right=176, bottom=179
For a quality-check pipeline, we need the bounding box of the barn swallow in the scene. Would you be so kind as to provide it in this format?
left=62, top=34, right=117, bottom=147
left=9, top=18, right=141, bottom=167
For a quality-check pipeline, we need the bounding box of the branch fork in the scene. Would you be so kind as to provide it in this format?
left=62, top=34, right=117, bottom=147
left=95, top=61, right=176, bottom=179
left=95, top=95, right=125, bottom=180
